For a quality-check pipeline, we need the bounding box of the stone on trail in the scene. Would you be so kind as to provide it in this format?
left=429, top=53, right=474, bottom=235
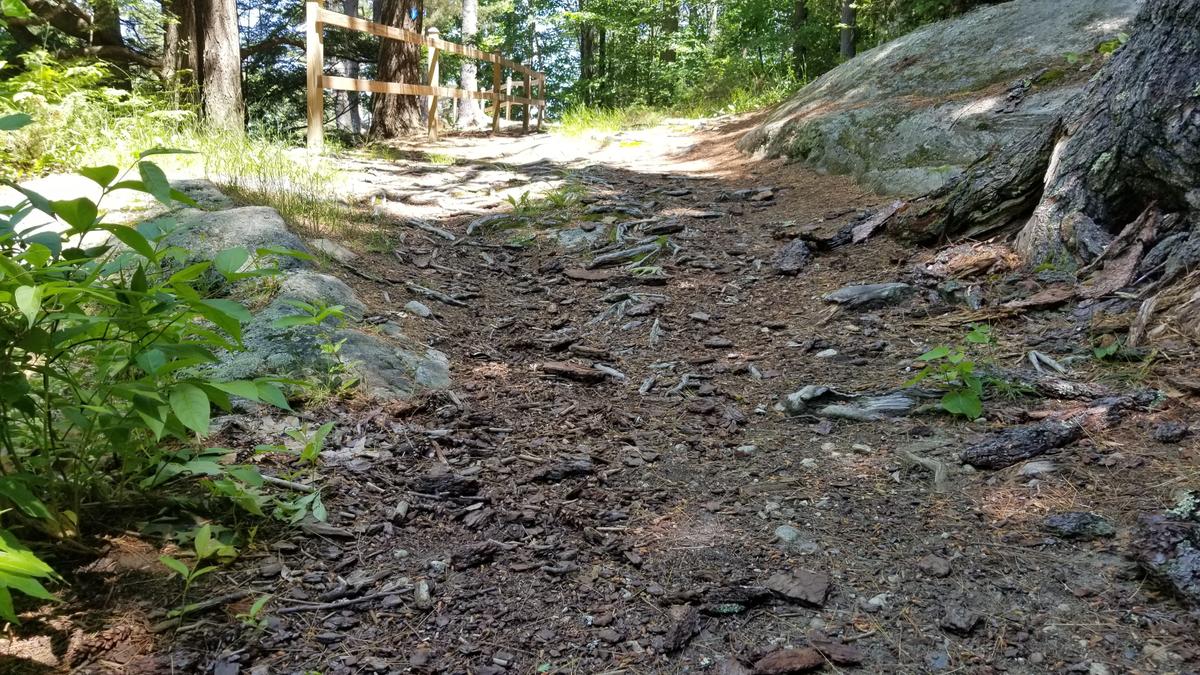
left=1043, top=512, right=1116, bottom=541
left=404, top=300, right=434, bottom=318
left=160, top=206, right=311, bottom=276
left=739, top=0, right=1140, bottom=194
left=662, top=604, right=702, bottom=653
left=1132, top=501, right=1200, bottom=604
left=917, top=554, right=952, bottom=578
left=822, top=282, right=913, bottom=309
left=210, top=267, right=451, bottom=400
left=939, top=604, right=982, bottom=636
left=770, top=238, right=813, bottom=275
left=309, top=237, right=359, bottom=264
left=1152, top=421, right=1190, bottom=443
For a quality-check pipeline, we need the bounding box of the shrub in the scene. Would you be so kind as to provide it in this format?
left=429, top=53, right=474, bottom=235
left=0, top=114, right=324, bottom=623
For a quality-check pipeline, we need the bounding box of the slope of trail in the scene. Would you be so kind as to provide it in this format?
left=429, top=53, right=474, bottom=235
left=19, top=118, right=1198, bottom=673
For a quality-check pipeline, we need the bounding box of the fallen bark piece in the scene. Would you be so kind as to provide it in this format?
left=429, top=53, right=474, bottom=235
left=753, top=648, right=825, bottom=674
left=565, top=268, right=617, bottom=282
left=662, top=604, right=702, bottom=653
left=543, top=361, right=608, bottom=383
left=528, top=458, right=594, bottom=482
left=808, top=635, right=865, bottom=666
left=766, top=570, right=830, bottom=607
left=822, top=283, right=913, bottom=308
left=959, top=420, right=1081, bottom=469
left=851, top=200, right=905, bottom=243
left=452, top=540, right=504, bottom=570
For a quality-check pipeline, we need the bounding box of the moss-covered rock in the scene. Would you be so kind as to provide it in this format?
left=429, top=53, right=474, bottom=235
left=739, top=0, right=1141, bottom=195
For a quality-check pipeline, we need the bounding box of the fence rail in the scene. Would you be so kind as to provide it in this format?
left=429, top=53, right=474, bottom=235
left=305, top=1, right=546, bottom=150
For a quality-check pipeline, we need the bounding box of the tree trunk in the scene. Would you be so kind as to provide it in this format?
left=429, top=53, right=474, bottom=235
left=791, top=0, right=807, bottom=78
left=370, top=0, right=424, bottom=137
left=579, top=0, right=594, bottom=105
left=336, top=0, right=364, bottom=135
left=89, top=1, right=124, bottom=52
left=196, top=0, right=245, bottom=132
left=888, top=0, right=1200, bottom=342
left=455, top=0, right=488, bottom=128
left=661, top=0, right=679, bottom=63
left=839, top=0, right=856, bottom=59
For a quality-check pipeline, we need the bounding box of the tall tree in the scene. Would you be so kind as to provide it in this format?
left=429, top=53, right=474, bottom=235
left=337, top=0, right=364, bottom=135
left=839, top=0, right=856, bottom=59
left=371, top=0, right=424, bottom=137
left=791, top=0, right=807, bottom=78
left=455, top=0, right=488, bottom=128
left=196, top=0, right=245, bottom=131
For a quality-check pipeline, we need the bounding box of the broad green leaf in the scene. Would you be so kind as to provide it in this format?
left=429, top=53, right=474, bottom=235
left=213, top=247, right=250, bottom=276
left=159, top=555, right=189, bottom=578
left=0, top=587, right=13, bottom=624
left=50, top=198, right=98, bottom=230
left=193, top=524, right=213, bottom=558
left=103, top=225, right=156, bottom=259
left=0, top=112, right=32, bottom=130
left=137, top=161, right=172, bottom=204
left=0, top=571, right=55, bottom=600
left=78, top=165, right=120, bottom=188
left=918, top=346, right=951, bottom=361
left=941, top=390, right=982, bottom=419
left=169, top=383, right=210, bottom=436
left=14, top=285, right=42, bottom=328
left=23, top=232, right=62, bottom=260
left=211, top=380, right=259, bottom=400
left=256, top=382, right=291, bottom=410
left=139, top=147, right=197, bottom=159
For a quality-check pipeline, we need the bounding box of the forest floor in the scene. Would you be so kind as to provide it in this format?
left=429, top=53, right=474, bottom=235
left=5, top=114, right=1200, bottom=674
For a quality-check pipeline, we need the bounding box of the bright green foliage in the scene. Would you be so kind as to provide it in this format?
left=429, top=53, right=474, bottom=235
left=160, top=523, right=237, bottom=609
left=0, top=528, right=57, bottom=624
left=907, top=324, right=993, bottom=419
left=0, top=118, right=330, bottom=619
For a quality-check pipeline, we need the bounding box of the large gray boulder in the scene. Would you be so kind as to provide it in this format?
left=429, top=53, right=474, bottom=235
left=739, top=0, right=1141, bottom=195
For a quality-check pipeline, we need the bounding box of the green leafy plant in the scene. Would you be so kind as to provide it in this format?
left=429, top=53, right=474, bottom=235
left=159, top=523, right=235, bottom=600
left=237, top=593, right=273, bottom=630
left=0, top=116, right=322, bottom=617
left=0, top=527, right=58, bottom=624
left=906, top=325, right=993, bottom=419
left=271, top=300, right=358, bottom=397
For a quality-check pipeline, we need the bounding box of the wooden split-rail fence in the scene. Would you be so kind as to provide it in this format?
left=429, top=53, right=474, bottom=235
left=305, top=1, right=547, bottom=150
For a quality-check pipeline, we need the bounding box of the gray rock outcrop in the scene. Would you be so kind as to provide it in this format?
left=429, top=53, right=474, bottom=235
left=738, top=0, right=1141, bottom=195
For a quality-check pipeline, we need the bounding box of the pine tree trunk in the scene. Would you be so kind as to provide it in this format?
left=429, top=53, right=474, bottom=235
left=891, top=0, right=1200, bottom=278
left=196, top=0, right=245, bottom=132
left=887, top=0, right=1200, bottom=345
left=791, top=0, right=807, bottom=78
left=839, top=0, right=856, bottom=59
left=370, top=0, right=424, bottom=138
left=338, top=0, right=363, bottom=135
left=455, top=0, right=489, bottom=129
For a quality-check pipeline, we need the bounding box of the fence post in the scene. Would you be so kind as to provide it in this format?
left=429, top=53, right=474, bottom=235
left=426, top=27, right=441, bottom=140
left=491, top=63, right=501, bottom=134
left=522, top=73, right=532, bottom=133
left=504, top=73, right=513, bottom=120
left=536, top=75, right=544, bottom=132
left=305, top=1, right=324, bottom=152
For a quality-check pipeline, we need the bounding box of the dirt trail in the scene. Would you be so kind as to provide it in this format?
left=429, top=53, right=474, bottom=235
left=12, top=118, right=1199, bottom=674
